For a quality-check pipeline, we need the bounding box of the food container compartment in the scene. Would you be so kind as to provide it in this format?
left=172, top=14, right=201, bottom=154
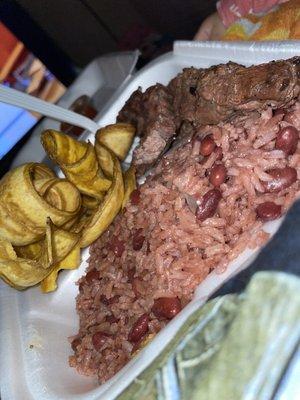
left=1, top=40, right=300, bottom=400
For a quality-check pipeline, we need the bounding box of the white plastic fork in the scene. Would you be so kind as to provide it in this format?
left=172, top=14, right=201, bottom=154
left=0, top=84, right=100, bottom=133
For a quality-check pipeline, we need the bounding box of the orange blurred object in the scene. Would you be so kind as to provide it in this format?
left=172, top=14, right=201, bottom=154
left=0, top=22, right=26, bottom=82
left=0, top=22, right=19, bottom=68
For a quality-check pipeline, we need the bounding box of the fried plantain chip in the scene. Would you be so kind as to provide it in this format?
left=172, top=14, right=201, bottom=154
left=80, top=147, right=124, bottom=248
left=94, top=141, right=114, bottom=178
left=0, top=229, right=53, bottom=290
left=41, top=130, right=111, bottom=199
left=15, top=241, right=43, bottom=261
left=0, top=241, right=51, bottom=290
left=0, top=219, right=80, bottom=290
left=31, top=163, right=56, bottom=181
left=122, top=166, right=137, bottom=209
left=40, top=245, right=81, bottom=293
left=96, top=123, right=135, bottom=161
left=41, top=130, right=87, bottom=163
left=0, top=163, right=81, bottom=246
left=63, top=144, right=111, bottom=195
left=81, top=195, right=101, bottom=209
left=43, top=180, right=81, bottom=212
left=50, top=222, right=80, bottom=261
left=0, top=164, right=57, bottom=247
left=60, top=197, right=99, bottom=235
left=33, top=177, right=58, bottom=196
left=69, top=207, right=95, bottom=234
left=0, top=201, right=41, bottom=247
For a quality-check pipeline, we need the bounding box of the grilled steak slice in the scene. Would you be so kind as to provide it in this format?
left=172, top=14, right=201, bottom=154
left=117, top=87, right=144, bottom=135
left=118, top=57, right=300, bottom=174
left=118, top=84, right=176, bottom=175
left=169, top=58, right=300, bottom=126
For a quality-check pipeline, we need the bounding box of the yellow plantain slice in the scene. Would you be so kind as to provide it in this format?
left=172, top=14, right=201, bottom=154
left=94, top=141, right=114, bottom=178
left=69, top=207, right=95, bottom=234
left=0, top=219, right=80, bottom=290
left=122, top=166, right=137, bottom=209
left=0, top=163, right=81, bottom=246
left=41, top=130, right=87, bottom=164
left=62, top=144, right=111, bottom=197
left=96, top=123, right=135, bottom=161
left=80, top=147, right=124, bottom=248
left=50, top=221, right=80, bottom=261
left=0, top=201, right=41, bottom=246
left=60, top=212, right=81, bottom=231
left=1, top=165, right=56, bottom=244
left=41, top=130, right=111, bottom=199
left=40, top=245, right=81, bottom=293
left=60, top=197, right=100, bottom=234
left=0, top=246, right=51, bottom=290
left=15, top=241, right=43, bottom=261
left=43, top=180, right=81, bottom=212
left=0, top=233, right=52, bottom=290
left=33, top=177, right=58, bottom=196
left=0, top=240, right=18, bottom=259
left=81, top=195, right=101, bottom=209
left=31, top=163, right=56, bottom=181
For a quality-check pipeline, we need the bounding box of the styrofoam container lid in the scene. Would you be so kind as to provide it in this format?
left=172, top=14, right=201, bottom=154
left=1, top=40, right=300, bottom=400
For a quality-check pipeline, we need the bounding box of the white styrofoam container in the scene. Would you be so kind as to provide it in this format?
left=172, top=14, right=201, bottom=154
left=1, top=41, right=300, bottom=400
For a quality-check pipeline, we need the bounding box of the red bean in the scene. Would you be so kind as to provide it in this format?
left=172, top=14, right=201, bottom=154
left=92, top=332, right=111, bottom=351
left=85, top=269, right=100, bottom=284
left=275, top=126, right=298, bottom=155
left=263, top=167, right=297, bottom=193
left=109, top=236, right=125, bottom=257
left=200, top=136, right=216, bottom=156
left=196, top=188, right=222, bottom=221
left=214, top=146, right=223, bottom=161
left=128, top=314, right=149, bottom=343
left=209, top=163, right=227, bottom=187
left=256, top=202, right=282, bottom=221
left=71, top=338, right=81, bottom=352
left=130, top=189, right=141, bottom=205
left=132, top=229, right=145, bottom=251
left=152, top=297, right=182, bottom=320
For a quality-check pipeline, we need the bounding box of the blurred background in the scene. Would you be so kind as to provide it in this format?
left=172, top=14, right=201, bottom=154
left=0, top=0, right=215, bottom=175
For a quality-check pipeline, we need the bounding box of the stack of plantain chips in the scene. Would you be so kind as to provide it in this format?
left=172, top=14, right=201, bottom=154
left=0, top=123, right=137, bottom=292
